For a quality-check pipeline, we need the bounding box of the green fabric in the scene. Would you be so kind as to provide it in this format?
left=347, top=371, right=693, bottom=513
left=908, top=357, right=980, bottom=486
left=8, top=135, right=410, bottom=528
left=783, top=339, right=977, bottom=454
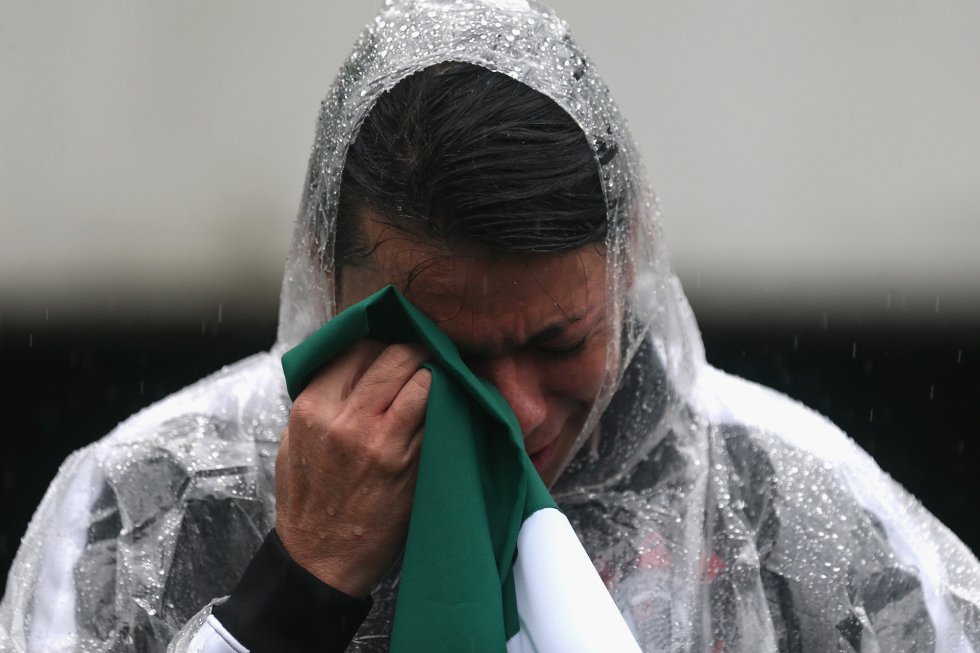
left=282, top=285, right=556, bottom=651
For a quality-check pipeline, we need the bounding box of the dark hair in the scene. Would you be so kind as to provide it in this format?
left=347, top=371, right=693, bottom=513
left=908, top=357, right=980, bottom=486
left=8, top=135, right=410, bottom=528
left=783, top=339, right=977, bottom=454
left=336, top=62, right=609, bottom=266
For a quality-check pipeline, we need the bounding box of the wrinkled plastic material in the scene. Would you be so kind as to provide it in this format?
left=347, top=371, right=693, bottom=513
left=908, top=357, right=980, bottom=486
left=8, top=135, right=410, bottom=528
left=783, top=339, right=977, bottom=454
left=3, top=1, right=979, bottom=651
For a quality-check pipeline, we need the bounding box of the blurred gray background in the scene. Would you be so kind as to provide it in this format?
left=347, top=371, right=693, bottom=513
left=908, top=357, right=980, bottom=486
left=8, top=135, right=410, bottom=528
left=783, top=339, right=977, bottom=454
left=3, top=0, right=979, bottom=320
left=2, top=1, right=978, bottom=581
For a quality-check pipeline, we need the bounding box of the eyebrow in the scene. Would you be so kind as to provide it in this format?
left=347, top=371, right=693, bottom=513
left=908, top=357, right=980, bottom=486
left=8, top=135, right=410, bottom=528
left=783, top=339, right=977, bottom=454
left=524, top=311, right=590, bottom=346
left=453, top=305, right=601, bottom=359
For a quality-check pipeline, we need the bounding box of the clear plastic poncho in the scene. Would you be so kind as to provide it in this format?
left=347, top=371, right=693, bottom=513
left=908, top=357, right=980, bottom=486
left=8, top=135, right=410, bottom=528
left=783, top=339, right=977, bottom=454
left=3, top=1, right=978, bottom=652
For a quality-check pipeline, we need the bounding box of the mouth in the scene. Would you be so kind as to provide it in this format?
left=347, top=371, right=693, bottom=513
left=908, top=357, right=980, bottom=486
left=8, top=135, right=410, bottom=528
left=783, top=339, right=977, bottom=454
left=528, top=435, right=561, bottom=478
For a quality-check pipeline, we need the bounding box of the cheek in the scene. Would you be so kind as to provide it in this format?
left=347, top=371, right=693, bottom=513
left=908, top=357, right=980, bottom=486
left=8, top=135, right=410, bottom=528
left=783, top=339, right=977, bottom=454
left=540, top=344, right=609, bottom=408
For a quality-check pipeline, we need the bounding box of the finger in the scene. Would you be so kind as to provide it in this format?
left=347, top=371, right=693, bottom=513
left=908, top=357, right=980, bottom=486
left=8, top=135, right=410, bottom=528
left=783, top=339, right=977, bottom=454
left=385, top=367, right=432, bottom=444
left=303, top=338, right=388, bottom=402
left=348, top=344, right=430, bottom=414
left=395, top=433, right=423, bottom=492
left=402, top=426, right=425, bottom=466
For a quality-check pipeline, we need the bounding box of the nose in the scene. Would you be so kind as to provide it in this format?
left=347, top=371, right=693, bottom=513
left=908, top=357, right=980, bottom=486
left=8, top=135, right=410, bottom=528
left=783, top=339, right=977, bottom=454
left=473, top=355, right=548, bottom=436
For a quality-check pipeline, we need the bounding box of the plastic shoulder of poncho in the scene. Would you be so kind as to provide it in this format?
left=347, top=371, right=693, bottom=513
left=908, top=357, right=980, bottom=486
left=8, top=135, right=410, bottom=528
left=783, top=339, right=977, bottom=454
left=3, top=0, right=979, bottom=651
left=0, top=352, right=287, bottom=652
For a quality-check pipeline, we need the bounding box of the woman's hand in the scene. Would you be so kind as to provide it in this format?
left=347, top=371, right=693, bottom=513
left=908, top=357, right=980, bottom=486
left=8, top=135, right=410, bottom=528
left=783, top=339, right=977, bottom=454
left=275, top=339, right=431, bottom=598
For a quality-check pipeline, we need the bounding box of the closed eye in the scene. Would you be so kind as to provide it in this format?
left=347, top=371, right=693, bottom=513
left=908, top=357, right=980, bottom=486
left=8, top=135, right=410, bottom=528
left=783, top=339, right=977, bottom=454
left=537, top=337, right=588, bottom=360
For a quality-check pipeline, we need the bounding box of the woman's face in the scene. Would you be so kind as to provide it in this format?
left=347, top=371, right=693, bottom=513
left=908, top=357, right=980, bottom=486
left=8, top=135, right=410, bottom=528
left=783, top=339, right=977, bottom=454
left=337, top=217, right=612, bottom=486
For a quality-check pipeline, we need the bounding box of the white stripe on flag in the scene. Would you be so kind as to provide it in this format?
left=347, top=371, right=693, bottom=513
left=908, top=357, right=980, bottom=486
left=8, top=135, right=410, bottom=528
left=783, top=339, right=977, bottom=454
left=506, top=508, right=642, bottom=653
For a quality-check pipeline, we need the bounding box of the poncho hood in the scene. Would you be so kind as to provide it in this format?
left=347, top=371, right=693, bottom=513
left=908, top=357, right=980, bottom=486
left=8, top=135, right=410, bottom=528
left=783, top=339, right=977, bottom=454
left=275, top=0, right=705, bottom=490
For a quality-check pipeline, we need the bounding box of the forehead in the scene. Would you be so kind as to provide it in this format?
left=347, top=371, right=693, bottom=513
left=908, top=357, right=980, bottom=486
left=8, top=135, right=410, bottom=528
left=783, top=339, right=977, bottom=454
left=362, top=224, right=607, bottom=353
left=407, top=251, right=603, bottom=317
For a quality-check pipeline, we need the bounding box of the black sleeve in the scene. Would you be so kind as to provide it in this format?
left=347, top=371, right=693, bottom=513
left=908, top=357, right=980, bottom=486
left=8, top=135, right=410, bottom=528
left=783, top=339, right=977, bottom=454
left=211, top=529, right=373, bottom=653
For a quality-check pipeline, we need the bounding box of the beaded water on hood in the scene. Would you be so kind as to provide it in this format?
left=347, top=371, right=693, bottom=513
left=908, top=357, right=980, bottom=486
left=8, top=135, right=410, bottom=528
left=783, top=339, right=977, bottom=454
left=297, top=0, right=641, bottom=280
left=276, top=0, right=702, bottom=490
